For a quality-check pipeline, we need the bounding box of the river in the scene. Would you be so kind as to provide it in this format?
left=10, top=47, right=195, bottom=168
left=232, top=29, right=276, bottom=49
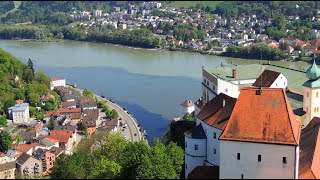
left=0, top=40, right=310, bottom=142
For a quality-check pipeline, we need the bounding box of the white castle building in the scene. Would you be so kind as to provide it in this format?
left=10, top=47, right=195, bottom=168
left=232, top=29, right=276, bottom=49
left=185, top=61, right=320, bottom=179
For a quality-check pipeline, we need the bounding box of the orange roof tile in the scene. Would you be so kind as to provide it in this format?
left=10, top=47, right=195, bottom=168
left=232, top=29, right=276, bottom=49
left=44, top=137, right=59, bottom=144
left=51, top=78, right=64, bottom=81
left=220, top=87, right=301, bottom=145
left=58, top=108, right=81, bottom=113
left=299, top=117, right=320, bottom=179
left=197, top=93, right=237, bottom=130
left=45, top=111, right=61, bottom=117
left=16, top=99, right=24, bottom=104
left=30, top=142, right=44, bottom=147
left=12, top=144, right=33, bottom=153
left=48, top=130, right=73, bottom=143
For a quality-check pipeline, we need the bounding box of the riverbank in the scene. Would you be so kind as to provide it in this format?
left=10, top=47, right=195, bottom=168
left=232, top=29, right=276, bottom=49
left=67, top=85, right=147, bottom=144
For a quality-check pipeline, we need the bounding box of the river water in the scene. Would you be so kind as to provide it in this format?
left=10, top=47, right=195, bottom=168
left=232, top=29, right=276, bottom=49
left=0, top=40, right=310, bottom=142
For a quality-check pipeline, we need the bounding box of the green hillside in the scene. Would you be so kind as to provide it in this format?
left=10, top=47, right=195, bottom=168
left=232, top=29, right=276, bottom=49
left=163, top=1, right=223, bottom=9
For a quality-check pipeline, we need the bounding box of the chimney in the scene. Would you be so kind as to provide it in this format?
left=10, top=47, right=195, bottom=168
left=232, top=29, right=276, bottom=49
left=222, top=99, right=225, bottom=107
left=232, top=69, right=236, bottom=78
left=256, top=88, right=262, bottom=95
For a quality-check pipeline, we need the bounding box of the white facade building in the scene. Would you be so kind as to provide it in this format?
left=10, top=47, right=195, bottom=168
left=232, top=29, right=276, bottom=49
left=8, top=103, right=30, bottom=124
left=50, top=78, right=66, bottom=90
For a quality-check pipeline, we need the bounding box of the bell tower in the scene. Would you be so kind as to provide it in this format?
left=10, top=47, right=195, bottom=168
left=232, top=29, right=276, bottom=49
left=303, top=60, right=320, bottom=127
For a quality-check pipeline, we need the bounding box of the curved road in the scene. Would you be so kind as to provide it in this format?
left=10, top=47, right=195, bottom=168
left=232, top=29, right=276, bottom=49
left=71, top=86, right=145, bottom=143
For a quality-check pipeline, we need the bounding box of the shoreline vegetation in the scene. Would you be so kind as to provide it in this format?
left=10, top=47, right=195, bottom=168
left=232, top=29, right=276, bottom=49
left=0, top=25, right=288, bottom=60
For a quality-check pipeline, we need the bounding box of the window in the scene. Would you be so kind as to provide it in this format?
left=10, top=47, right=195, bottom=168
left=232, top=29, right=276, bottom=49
left=225, top=88, right=228, bottom=92
left=283, top=157, right=287, bottom=164
left=284, top=82, right=286, bottom=86
left=318, top=107, right=319, bottom=112
left=258, top=155, right=261, bottom=162
left=307, top=92, right=309, bottom=97
left=276, top=83, right=278, bottom=87
left=195, top=144, right=198, bottom=150
left=213, top=132, right=217, bottom=139
left=241, top=174, right=244, bottom=179
left=214, top=149, right=216, bottom=154
left=185, top=142, right=187, bottom=148
left=237, top=153, right=240, bottom=160
left=315, top=107, right=317, bottom=113
left=186, top=164, right=187, bottom=169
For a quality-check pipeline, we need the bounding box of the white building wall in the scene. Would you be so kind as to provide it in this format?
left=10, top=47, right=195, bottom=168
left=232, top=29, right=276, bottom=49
left=217, top=79, right=239, bottom=98
left=270, top=74, right=287, bottom=89
left=185, top=135, right=206, bottom=178
left=50, top=79, right=66, bottom=90
left=180, top=106, right=195, bottom=118
left=220, top=140, right=297, bottom=179
left=198, top=120, right=222, bottom=166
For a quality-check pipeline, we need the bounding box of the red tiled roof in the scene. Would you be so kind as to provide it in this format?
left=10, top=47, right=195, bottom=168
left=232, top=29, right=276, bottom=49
left=45, top=111, right=61, bottom=117
left=49, top=130, right=73, bottom=143
left=188, top=166, right=219, bottom=179
left=220, top=87, right=301, bottom=145
left=51, top=78, right=64, bottom=81
left=197, top=93, right=237, bottom=130
left=44, top=137, right=59, bottom=144
left=12, top=144, right=33, bottom=153
left=16, top=99, right=24, bottom=104
left=299, top=117, right=320, bottom=179
left=252, top=69, right=281, bottom=88
left=58, top=108, right=81, bottom=113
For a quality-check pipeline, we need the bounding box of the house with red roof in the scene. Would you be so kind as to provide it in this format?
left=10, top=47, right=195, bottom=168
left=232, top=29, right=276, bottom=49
left=50, top=78, right=66, bottom=90
left=46, top=130, right=75, bottom=152
left=40, top=93, right=55, bottom=105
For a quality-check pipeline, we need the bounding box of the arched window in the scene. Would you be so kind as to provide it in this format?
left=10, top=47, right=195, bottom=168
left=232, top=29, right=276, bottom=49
left=318, top=107, right=319, bottom=112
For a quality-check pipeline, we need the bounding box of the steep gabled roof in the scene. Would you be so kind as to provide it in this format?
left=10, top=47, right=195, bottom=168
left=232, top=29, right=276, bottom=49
left=252, top=69, right=281, bottom=88
left=299, top=117, right=320, bottom=179
left=220, top=87, right=301, bottom=145
left=185, top=123, right=206, bottom=139
left=197, top=93, right=236, bottom=121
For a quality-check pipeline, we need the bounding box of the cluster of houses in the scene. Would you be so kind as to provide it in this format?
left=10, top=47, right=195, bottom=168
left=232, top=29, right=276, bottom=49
left=183, top=60, right=320, bottom=178
left=0, top=77, right=119, bottom=178
left=66, top=2, right=320, bottom=56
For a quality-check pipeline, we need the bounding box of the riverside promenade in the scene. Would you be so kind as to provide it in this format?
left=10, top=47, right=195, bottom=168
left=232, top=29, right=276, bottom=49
left=68, top=85, right=147, bottom=143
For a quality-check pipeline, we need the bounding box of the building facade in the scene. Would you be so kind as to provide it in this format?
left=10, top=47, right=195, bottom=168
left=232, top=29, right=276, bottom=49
left=8, top=103, right=30, bottom=124
left=50, top=78, right=66, bottom=90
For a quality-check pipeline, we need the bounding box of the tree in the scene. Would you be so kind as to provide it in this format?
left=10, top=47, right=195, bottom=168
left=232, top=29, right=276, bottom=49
left=0, top=115, right=7, bottom=128
left=0, top=131, right=12, bottom=152
left=3, top=99, right=15, bottom=112
left=27, top=58, right=34, bottom=75
left=34, top=70, right=51, bottom=87
left=16, top=134, right=24, bottom=144
left=183, top=112, right=194, bottom=121
left=83, top=88, right=94, bottom=98
left=27, top=92, right=40, bottom=106
left=48, top=117, right=57, bottom=130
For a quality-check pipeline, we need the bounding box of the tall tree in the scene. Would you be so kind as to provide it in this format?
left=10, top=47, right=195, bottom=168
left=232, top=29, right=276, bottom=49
left=27, top=58, right=34, bottom=75
left=0, top=115, right=7, bottom=128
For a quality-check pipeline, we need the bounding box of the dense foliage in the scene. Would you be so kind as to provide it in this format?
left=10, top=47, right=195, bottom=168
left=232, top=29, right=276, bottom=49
left=223, top=43, right=287, bottom=60
left=50, top=133, right=184, bottom=179
left=0, top=131, right=12, bottom=152
left=0, top=1, right=15, bottom=15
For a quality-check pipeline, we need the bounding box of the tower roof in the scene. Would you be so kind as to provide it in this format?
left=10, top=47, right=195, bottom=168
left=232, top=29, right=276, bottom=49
left=306, top=60, right=320, bottom=81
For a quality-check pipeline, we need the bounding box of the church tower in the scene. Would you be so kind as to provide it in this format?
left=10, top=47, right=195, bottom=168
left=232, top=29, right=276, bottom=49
left=303, top=60, right=320, bottom=127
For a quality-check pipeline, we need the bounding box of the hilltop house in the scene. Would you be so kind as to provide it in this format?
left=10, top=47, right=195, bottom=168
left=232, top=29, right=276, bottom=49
left=50, top=78, right=66, bottom=90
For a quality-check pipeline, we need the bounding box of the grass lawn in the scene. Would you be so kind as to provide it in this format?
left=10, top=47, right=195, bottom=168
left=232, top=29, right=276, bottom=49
left=163, top=1, right=223, bottom=10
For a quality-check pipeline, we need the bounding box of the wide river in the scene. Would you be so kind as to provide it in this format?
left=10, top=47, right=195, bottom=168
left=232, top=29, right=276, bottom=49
left=0, top=40, right=310, bottom=142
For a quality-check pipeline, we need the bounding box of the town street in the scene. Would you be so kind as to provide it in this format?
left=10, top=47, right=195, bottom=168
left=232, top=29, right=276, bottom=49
left=73, top=86, right=144, bottom=143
